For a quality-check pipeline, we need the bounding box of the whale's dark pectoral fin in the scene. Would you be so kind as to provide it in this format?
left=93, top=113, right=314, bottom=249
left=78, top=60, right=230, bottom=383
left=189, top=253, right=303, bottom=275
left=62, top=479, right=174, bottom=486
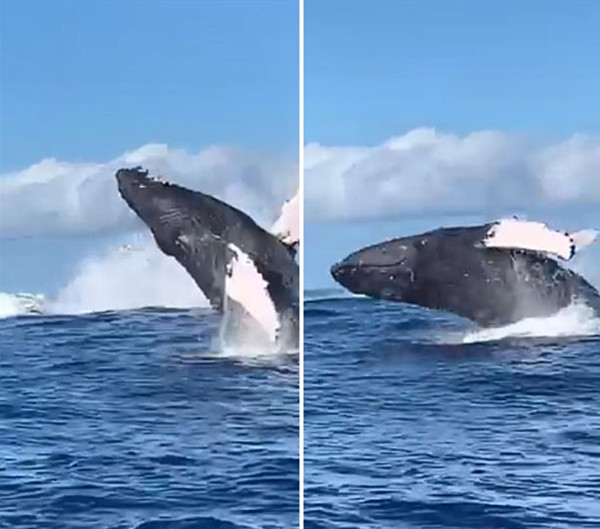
left=144, top=209, right=229, bottom=313
left=180, top=236, right=228, bottom=313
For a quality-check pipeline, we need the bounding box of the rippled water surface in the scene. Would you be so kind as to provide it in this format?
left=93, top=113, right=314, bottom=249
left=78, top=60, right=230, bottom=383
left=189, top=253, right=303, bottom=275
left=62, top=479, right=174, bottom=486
left=0, top=309, right=298, bottom=529
left=304, top=295, right=600, bottom=529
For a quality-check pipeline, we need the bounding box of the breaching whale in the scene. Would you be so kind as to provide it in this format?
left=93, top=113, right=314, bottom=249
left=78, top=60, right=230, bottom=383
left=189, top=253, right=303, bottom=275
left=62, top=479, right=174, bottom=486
left=331, top=219, right=600, bottom=327
left=116, top=167, right=299, bottom=349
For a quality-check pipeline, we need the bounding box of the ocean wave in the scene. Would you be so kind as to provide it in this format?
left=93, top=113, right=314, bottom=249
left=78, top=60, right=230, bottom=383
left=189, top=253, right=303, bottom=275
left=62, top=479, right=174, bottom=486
left=463, top=302, right=600, bottom=343
left=0, top=240, right=296, bottom=361
left=304, top=288, right=357, bottom=302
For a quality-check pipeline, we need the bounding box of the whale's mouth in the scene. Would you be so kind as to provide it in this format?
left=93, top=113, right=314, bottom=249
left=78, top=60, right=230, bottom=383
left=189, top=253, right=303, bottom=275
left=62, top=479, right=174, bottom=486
left=331, top=238, right=419, bottom=291
left=330, top=260, right=348, bottom=280
left=330, top=259, right=415, bottom=301
left=116, top=166, right=169, bottom=188
left=330, top=243, right=414, bottom=282
left=331, top=259, right=406, bottom=276
left=330, top=261, right=357, bottom=291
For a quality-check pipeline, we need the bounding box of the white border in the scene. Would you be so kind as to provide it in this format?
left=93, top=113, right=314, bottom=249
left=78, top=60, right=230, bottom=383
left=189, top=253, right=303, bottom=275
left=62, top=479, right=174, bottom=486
left=298, top=0, right=305, bottom=526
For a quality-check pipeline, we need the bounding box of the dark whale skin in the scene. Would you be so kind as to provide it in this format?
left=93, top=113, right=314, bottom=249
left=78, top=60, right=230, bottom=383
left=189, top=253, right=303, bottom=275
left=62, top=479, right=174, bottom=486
left=116, top=167, right=298, bottom=341
left=331, top=225, right=600, bottom=327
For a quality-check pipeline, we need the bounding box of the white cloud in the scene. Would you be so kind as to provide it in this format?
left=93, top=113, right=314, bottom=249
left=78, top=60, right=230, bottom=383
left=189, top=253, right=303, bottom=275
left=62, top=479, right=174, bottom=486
left=2, top=130, right=598, bottom=237
left=305, top=128, right=600, bottom=220
left=0, top=144, right=297, bottom=237
left=532, top=134, right=600, bottom=202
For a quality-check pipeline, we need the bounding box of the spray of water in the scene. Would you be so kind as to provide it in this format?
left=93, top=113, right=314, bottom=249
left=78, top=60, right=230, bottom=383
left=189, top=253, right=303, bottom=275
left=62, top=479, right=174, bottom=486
left=0, top=236, right=296, bottom=361
left=0, top=236, right=206, bottom=317
left=51, top=238, right=207, bottom=314
left=0, top=292, right=46, bottom=319
left=463, top=302, right=600, bottom=343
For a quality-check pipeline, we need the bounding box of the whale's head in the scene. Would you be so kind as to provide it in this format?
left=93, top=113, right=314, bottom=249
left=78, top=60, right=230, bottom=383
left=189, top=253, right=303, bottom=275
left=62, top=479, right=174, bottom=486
left=116, top=166, right=237, bottom=244
left=330, top=238, right=420, bottom=301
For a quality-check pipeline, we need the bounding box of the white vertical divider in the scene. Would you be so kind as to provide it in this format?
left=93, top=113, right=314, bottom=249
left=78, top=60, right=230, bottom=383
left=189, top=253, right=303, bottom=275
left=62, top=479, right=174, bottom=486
left=298, top=0, right=305, bottom=526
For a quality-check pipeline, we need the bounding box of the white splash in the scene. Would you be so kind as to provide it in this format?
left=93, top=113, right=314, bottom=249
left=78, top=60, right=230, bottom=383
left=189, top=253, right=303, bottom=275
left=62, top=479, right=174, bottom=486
left=52, top=239, right=207, bottom=314
left=463, top=302, right=600, bottom=343
left=0, top=293, right=46, bottom=318
left=0, top=237, right=207, bottom=318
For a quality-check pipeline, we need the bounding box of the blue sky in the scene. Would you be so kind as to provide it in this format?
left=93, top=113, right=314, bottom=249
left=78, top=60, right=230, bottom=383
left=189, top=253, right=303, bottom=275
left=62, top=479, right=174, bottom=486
left=1, top=0, right=599, bottom=296
left=0, top=0, right=299, bottom=171
left=305, top=0, right=600, bottom=289
left=0, top=0, right=298, bottom=297
left=305, top=0, right=600, bottom=145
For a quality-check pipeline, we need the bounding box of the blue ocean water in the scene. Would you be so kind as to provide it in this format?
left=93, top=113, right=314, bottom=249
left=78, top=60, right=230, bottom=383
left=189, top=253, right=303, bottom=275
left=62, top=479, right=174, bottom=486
left=304, top=293, right=600, bottom=529
left=0, top=308, right=299, bottom=529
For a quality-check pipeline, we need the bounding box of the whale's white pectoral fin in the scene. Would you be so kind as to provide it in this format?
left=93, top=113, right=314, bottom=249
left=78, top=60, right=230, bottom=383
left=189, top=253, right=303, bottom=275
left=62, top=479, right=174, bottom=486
left=271, top=190, right=300, bottom=247
left=571, top=229, right=598, bottom=252
left=483, top=218, right=579, bottom=260
left=225, top=243, right=280, bottom=343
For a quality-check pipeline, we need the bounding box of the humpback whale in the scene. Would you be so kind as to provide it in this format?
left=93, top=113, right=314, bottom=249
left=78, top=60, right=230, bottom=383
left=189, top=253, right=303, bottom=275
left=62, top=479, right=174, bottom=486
left=116, top=167, right=299, bottom=349
left=331, top=220, right=600, bottom=327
